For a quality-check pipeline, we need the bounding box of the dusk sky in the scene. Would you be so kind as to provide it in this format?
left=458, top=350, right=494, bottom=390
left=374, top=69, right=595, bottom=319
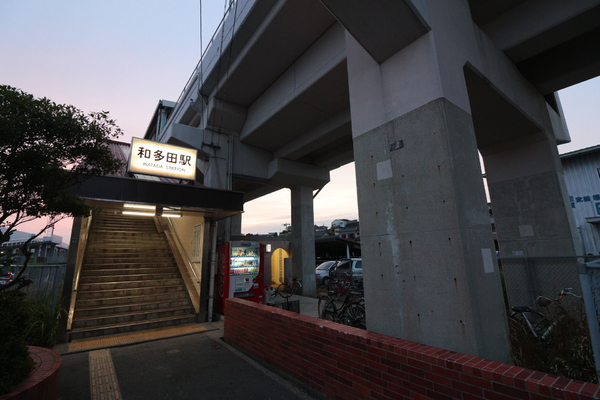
left=2, top=1, right=598, bottom=242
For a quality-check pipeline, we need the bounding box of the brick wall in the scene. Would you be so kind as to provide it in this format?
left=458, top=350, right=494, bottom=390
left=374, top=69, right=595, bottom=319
left=0, top=346, right=62, bottom=400
left=224, top=298, right=600, bottom=400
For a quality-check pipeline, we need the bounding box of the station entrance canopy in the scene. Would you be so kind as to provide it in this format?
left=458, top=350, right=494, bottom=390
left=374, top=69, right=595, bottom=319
left=68, top=139, right=243, bottom=220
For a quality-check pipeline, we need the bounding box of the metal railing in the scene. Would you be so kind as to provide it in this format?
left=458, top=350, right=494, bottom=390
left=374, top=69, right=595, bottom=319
left=156, top=218, right=201, bottom=314
left=161, top=0, right=239, bottom=139
left=581, top=259, right=600, bottom=381
left=66, top=215, right=93, bottom=331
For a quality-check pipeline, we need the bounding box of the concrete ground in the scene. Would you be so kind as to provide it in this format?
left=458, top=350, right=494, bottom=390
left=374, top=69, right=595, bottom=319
left=55, top=296, right=321, bottom=400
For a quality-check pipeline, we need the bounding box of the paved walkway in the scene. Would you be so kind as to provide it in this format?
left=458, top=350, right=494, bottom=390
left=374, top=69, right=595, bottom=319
left=56, top=295, right=320, bottom=400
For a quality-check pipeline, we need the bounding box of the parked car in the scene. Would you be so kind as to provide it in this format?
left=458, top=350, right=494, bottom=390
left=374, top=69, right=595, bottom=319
left=315, top=260, right=337, bottom=286
left=330, top=258, right=362, bottom=282
left=0, top=271, right=13, bottom=285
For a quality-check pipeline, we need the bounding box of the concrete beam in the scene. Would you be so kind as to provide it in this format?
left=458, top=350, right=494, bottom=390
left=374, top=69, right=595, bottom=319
left=482, top=0, right=600, bottom=62
left=167, top=123, right=205, bottom=150
left=206, top=98, right=247, bottom=133
left=268, top=158, right=330, bottom=190
left=273, top=109, right=350, bottom=160
left=319, top=0, right=429, bottom=63
left=241, top=23, right=347, bottom=142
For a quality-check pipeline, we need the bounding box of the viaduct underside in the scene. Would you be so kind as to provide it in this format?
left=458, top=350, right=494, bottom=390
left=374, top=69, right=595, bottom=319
left=151, top=0, right=600, bottom=362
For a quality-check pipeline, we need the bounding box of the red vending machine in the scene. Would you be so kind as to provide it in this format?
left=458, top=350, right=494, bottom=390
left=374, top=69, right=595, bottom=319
left=216, top=241, right=265, bottom=314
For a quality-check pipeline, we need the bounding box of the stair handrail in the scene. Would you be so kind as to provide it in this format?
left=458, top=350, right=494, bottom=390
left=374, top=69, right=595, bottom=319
left=155, top=217, right=201, bottom=314
left=66, top=213, right=93, bottom=331
left=162, top=218, right=200, bottom=283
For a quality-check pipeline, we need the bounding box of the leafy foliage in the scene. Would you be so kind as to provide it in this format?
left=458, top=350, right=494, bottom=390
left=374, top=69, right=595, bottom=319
left=0, top=291, right=35, bottom=395
left=0, top=84, right=123, bottom=245
left=0, top=85, right=123, bottom=290
left=23, top=293, right=65, bottom=349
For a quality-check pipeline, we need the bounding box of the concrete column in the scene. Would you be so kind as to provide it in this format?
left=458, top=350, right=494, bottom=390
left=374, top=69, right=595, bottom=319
left=344, top=2, right=510, bottom=361
left=229, top=214, right=242, bottom=237
left=290, top=185, right=317, bottom=297
left=353, top=99, right=509, bottom=361
left=482, top=138, right=582, bottom=257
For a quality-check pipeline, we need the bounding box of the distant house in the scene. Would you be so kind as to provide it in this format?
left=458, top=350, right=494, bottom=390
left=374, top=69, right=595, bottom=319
left=330, top=219, right=360, bottom=240
left=561, top=145, right=600, bottom=255
left=314, top=225, right=331, bottom=239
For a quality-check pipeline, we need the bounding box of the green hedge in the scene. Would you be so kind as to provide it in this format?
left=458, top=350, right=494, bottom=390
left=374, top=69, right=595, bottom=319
left=0, top=291, right=35, bottom=395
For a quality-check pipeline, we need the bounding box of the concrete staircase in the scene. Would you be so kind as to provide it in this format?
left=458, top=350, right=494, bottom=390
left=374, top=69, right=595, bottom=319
left=70, top=212, right=196, bottom=340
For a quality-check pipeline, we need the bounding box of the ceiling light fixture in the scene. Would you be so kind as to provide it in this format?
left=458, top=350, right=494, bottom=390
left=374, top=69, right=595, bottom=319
left=122, top=211, right=155, bottom=217
left=123, top=203, right=156, bottom=210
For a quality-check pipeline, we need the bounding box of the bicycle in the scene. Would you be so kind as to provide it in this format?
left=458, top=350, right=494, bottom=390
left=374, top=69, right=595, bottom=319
left=275, top=274, right=302, bottom=298
left=508, top=288, right=582, bottom=341
left=318, top=285, right=366, bottom=329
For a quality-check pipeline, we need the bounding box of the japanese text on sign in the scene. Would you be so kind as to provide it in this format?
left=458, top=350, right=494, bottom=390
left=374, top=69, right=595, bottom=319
left=128, top=138, right=197, bottom=180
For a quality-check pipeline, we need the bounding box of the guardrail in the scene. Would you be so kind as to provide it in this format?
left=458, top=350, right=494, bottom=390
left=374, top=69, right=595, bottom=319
left=66, top=215, right=92, bottom=331
left=156, top=217, right=201, bottom=314
left=160, top=1, right=238, bottom=140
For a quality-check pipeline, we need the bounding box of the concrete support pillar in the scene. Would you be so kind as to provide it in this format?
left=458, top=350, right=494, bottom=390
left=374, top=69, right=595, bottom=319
left=291, top=185, right=316, bottom=297
left=344, top=2, right=509, bottom=361
left=463, top=66, right=582, bottom=259
left=353, top=99, right=509, bottom=361
left=482, top=138, right=582, bottom=257
left=229, top=214, right=242, bottom=237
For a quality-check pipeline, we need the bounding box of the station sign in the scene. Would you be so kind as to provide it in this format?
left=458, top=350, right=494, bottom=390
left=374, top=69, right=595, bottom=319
left=128, top=137, right=197, bottom=181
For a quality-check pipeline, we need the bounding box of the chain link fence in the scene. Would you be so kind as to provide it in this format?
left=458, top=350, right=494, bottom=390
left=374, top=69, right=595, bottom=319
left=582, top=259, right=600, bottom=328
left=581, top=258, right=600, bottom=381
left=12, top=264, right=66, bottom=309
left=499, top=256, right=599, bottom=310
left=501, top=256, right=600, bottom=381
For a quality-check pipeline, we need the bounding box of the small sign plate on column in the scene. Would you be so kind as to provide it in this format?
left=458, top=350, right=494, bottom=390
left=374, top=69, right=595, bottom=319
left=390, top=140, right=404, bottom=152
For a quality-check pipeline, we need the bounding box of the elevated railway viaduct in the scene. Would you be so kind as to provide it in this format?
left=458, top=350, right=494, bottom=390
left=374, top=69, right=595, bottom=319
left=149, top=0, right=600, bottom=362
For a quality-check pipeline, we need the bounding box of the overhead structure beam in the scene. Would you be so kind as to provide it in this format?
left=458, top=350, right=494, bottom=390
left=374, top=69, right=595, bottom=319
left=319, top=0, right=429, bottom=63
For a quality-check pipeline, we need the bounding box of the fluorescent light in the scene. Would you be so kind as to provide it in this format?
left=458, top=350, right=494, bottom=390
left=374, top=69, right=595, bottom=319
left=122, top=211, right=155, bottom=217
left=124, top=203, right=156, bottom=210
left=162, top=213, right=182, bottom=218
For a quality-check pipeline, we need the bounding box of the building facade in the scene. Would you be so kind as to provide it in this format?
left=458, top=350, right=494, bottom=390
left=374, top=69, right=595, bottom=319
left=562, top=145, right=600, bottom=255
left=0, top=229, right=68, bottom=265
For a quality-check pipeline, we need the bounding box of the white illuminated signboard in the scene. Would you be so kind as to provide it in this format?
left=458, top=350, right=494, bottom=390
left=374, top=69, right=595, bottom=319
left=128, top=138, right=197, bottom=181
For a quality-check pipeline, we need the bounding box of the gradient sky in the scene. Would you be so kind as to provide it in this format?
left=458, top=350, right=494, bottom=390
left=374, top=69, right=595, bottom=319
left=2, top=1, right=598, bottom=241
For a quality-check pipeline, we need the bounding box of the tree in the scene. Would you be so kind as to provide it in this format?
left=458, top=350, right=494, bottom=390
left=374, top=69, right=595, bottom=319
left=0, top=85, right=123, bottom=290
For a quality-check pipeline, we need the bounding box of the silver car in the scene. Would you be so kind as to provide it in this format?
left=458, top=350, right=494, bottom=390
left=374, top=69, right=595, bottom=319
left=315, top=260, right=337, bottom=286
left=330, top=258, right=362, bottom=282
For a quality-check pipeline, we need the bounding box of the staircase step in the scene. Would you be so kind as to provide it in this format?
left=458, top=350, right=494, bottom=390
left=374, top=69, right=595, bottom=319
left=86, top=241, right=170, bottom=248
left=75, top=291, right=191, bottom=309
left=69, top=314, right=197, bottom=340
left=81, top=265, right=176, bottom=274
left=83, top=248, right=171, bottom=256
left=88, top=232, right=163, bottom=237
left=79, top=272, right=181, bottom=284
left=78, top=278, right=184, bottom=291
left=71, top=306, right=196, bottom=329
left=80, top=266, right=179, bottom=276
left=74, top=298, right=194, bottom=318
left=82, top=256, right=175, bottom=264
left=85, top=242, right=168, bottom=249
left=76, top=284, right=185, bottom=300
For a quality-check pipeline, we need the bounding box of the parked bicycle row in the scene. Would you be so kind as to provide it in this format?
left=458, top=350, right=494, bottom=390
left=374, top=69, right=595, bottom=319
left=317, top=276, right=366, bottom=329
